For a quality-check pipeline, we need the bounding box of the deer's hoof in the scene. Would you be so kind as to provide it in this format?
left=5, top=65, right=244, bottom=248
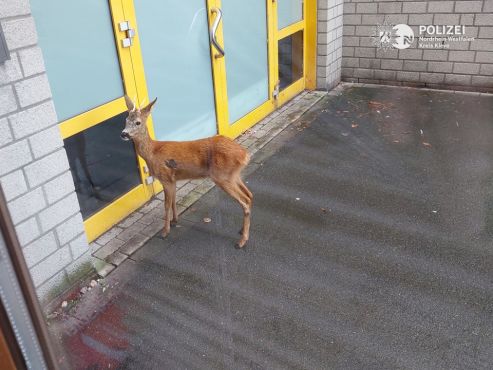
left=235, top=240, right=247, bottom=249
left=158, top=231, right=170, bottom=240
left=170, top=220, right=178, bottom=228
left=238, top=228, right=243, bottom=235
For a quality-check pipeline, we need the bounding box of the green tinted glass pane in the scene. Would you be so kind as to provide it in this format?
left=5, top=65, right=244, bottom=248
left=134, top=1, right=218, bottom=141
left=30, top=0, right=123, bottom=121
left=278, top=0, right=303, bottom=30
left=65, top=112, right=141, bottom=219
left=222, top=0, right=269, bottom=124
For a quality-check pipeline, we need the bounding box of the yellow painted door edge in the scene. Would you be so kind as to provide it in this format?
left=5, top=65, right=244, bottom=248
left=67, top=0, right=155, bottom=242
left=305, top=0, right=318, bottom=90
left=83, top=185, right=149, bottom=242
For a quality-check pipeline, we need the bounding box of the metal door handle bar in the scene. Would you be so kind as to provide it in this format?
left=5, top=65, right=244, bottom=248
left=210, top=7, right=225, bottom=58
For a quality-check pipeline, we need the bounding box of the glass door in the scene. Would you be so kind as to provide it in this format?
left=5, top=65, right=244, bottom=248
left=210, top=0, right=277, bottom=138
left=209, top=0, right=316, bottom=138
left=126, top=0, right=316, bottom=144
left=131, top=0, right=218, bottom=142
left=30, top=0, right=154, bottom=242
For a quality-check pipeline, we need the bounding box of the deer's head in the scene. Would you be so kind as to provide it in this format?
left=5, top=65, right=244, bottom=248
left=120, top=95, right=157, bottom=141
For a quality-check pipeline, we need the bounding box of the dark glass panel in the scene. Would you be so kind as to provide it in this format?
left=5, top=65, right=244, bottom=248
left=64, top=112, right=141, bottom=219
left=278, top=30, right=304, bottom=90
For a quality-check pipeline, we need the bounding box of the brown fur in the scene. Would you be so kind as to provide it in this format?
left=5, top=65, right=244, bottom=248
left=121, top=96, right=253, bottom=248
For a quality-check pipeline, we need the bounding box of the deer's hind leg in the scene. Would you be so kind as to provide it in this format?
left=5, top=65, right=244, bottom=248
left=215, top=178, right=252, bottom=249
left=237, top=178, right=253, bottom=236
left=171, top=187, right=178, bottom=227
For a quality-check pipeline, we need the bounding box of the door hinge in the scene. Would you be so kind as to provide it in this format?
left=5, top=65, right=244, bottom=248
left=119, top=21, right=135, bottom=48
left=272, top=81, right=280, bottom=100
left=145, top=176, right=154, bottom=185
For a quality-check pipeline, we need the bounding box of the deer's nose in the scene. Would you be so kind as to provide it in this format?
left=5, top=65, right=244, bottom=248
left=120, top=131, right=130, bottom=140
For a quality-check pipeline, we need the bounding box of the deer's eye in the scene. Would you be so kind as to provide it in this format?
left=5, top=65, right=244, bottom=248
left=135, top=121, right=141, bottom=126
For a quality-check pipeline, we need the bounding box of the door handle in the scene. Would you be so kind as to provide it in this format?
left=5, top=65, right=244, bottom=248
left=210, top=8, right=225, bottom=58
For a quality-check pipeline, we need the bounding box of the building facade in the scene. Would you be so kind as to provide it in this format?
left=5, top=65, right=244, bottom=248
left=0, top=0, right=342, bottom=304
left=342, top=0, right=493, bottom=92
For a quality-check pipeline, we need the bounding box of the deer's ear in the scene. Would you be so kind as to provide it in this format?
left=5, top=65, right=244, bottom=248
left=124, top=95, right=136, bottom=111
left=141, top=97, right=157, bottom=115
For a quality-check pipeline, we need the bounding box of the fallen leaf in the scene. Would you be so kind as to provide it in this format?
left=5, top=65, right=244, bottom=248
left=368, top=101, right=383, bottom=108
left=393, top=140, right=400, bottom=143
left=351, top=123, right=359, bottom=128
left=295, top=198, right=300, bottom=201
left=321, top=208, right=327, bottom=213
left=61, top=301, right=68, bottom=308
left=203, top=217, right=212, bottom=223
left=422, top=142, right=432, bottom=147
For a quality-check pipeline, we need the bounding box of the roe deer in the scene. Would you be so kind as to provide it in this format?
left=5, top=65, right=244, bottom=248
left=120, top=96, right=253, bottom=248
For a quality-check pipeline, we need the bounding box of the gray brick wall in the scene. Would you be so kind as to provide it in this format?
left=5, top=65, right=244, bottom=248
left=317, top=0, right=344, bottom=89
left=0, top=0, right=91, bottom=304
left=342, top=0, right=493, bottom=92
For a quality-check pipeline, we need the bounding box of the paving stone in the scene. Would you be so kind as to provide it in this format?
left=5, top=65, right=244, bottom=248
left=241, top=138, right=256, bottom=148
left=141, top=219, right=163, bottom=238
left=96, top=262, right=115, bottom=278
left=177, top=191, right=203, bottom=208
left=176, top=180, right=189, bottom=189
left=95, top=226, right=123, bottom=246
left=138, top=199, right=162, bottom=214
left=116, top=222, right=147, bottom=242
left=189, top=179, right=205, bottom=186
left=93, top=238, right=125, bottom=260
left=176, top=182, right=197, bottom=197
left=118, top=211, right=143, bottom=228
left=119, top=233, right=149, bottom=256
left=106, top=251, right=128, bottom=267
left=139, top=207, right=164, bottom=225
left=176, top=205, right=188, bottom=215
left=194, top=180, right=215, bottom=195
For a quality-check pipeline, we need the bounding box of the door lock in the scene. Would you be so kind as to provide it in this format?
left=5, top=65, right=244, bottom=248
left=119, top=21, right=135, bottom=48
left=272, top=81, right=280, bottom=100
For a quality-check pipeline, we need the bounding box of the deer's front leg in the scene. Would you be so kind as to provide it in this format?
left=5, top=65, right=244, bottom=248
left=162, top=184, right=174, bottom=238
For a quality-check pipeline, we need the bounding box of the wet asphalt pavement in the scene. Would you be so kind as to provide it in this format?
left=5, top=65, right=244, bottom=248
left=52, top=86, right=493, bottom=369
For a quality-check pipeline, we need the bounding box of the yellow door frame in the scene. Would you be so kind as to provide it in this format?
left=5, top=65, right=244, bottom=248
left=58, top=0, right=154, bottom=242
left=208, top=0, right=317, bottom=139
left=120, top=0, right=317, bottom=144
